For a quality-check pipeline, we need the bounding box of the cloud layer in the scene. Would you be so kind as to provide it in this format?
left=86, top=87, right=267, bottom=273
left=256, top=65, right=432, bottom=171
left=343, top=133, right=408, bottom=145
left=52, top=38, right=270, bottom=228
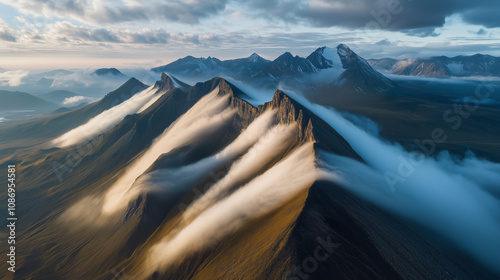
left=62, top=95, right=95, bottom=106
left=248, top=0, right=500, bottom=32
left=101, top=87, right=235, bottom=214
left=286, top=91, right=500, bottom=275
left=146, top=143, right=318, bottom=272
left=51, top=85, right=158, bottom=147
left=0, top=0, right=228, bottom=25
left=0, top=70, right=29, bottom=86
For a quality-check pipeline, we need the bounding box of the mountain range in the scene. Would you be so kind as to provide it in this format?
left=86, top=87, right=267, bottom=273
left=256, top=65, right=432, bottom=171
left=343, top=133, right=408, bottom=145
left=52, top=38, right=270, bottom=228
left=0, top=90, right=57, bottom=111
left=1, top=73, right=497, bottom=279
left=368, top=54, right=500, bottom=77
left=151, top=46, right=342, bottom=86
left=0, top=44, right=499, bottom=280
left=152, top=46, right=500, bottom=81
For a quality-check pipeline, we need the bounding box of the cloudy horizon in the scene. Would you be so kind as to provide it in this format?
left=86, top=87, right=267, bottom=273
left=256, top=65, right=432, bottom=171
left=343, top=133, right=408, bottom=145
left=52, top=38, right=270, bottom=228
left=1, top=0, right=500, bottom=70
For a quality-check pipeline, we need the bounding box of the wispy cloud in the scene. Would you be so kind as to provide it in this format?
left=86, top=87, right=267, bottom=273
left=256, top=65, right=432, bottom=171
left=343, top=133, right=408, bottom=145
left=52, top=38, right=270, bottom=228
left=0, top=70, right=29, bottom=86
left=51, top=85, right=158, bottom=147
left=101, top=87, right=235, bottom=215
left=145, top=143, right=318, bottom=273
left=43, top=21, right=200, bottom=44
left=285, top=91, right=500, bottom=275
left=62, top=95, right=96, bottom=106
left=0, top=0, right=228, bottom=25
left=0, top=18, right=16, bottom=42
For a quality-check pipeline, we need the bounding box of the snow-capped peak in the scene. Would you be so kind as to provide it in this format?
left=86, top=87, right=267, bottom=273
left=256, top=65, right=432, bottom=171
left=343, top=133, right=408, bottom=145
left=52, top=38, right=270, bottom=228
left=337, top=44, right=350, bottom=58
left=319, top=46, right=343, bottom=69
left=248, top=53, right=262, bottom=62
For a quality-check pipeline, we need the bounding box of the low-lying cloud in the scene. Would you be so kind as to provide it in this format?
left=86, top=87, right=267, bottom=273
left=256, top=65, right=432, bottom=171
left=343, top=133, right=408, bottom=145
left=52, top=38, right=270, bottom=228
left=182, top=123, right=296, bottom=222
left=51, top=85, right=159, bottom=147
left=145, top=143, right=318, bottom=273
left=62, top=95, right=95, bottom=106
left=0, top=70, right=29, bottom=86
left=101, top=88, right=235, bottom=214
left=287, top=91, right=500, bottom=275
left=127, top=109, right=278, bottom=213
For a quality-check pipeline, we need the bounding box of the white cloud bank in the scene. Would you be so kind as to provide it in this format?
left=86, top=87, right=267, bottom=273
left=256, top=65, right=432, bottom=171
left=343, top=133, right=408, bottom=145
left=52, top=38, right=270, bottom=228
left=0, top=70, right=29, bottom=86
left=51, top=85, right=159, bottom=147
left=101, top=87, right=235, bottom=214
left=145, top=142, right=318, bottom=273
left=286, top=91, right=500, bottom=275
left=61, top=95, right=96, bottom=106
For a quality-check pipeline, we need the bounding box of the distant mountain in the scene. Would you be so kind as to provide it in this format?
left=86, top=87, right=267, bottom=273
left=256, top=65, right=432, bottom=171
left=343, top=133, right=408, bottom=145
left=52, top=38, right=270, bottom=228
left=307, top=46, right=343, bottom=70
left=0, top=77, right=148, bottom=142
left=264, top=52, right=316, bottom=77
left=36, top=77, right=54, bottom=87
left=152, top=56, right=224, bottom=75
left=50, top=102, right=89, bottom=114
left=0, top=90, right=58, bottom=111
left=151, top=47, right=344, bottom=86
left=0, top=67, right=5, bottom=72
left=365, top=58, right=398, bottom=73
left=92, top=68, right=126, bottom=77
left=368, top=54, right=500, bottom=77
left=38, top=69, right=74, bottom=77
left=37, top=90, right=80, bottom=104
left=221, top=53, right=271, bottom=76
left=336, top=44, right=395, bottom=93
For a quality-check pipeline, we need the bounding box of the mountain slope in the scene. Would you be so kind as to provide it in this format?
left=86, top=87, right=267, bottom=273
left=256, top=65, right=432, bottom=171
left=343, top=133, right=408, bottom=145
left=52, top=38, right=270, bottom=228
left=1, top=75, right=496, bottom=280
left=336, top=44, right=395, bottom=93
left=0, top=77, right=148, bottom=146
left=36, top=90, right=80, bottom=104
left=0, top=90, right=58, bottom=111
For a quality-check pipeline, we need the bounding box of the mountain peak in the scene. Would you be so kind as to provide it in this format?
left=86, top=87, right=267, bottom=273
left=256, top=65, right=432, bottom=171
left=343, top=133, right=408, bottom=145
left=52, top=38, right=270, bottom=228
left=100, top=77, right=148, bottom=105
left=307, top=46, right=341, bottom=70
left=154, top=72, right=188, bottom=91
left=335, top=44, right=395, bottom=92
left=92, top=68, right=125, bottom=77
left=277, top=52, right=294, bottom=61
left=248, top=53, right=262, bottom=62
left=314, top=46, right=327, bottom=53
left=336, top=44, right=354, bottom=65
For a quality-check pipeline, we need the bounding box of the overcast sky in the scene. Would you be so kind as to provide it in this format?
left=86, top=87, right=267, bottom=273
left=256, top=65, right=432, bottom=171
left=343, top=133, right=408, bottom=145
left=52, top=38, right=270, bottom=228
left=1, top=0, right=500, bottom=70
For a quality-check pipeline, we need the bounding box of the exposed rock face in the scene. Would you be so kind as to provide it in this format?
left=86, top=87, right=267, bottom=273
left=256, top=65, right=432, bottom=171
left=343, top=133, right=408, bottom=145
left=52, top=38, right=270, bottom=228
left=307, top=47, right=335, bottom=69
left=337, top=44, right=395, bottom=93
left=154, top=73, right=176, bottom=92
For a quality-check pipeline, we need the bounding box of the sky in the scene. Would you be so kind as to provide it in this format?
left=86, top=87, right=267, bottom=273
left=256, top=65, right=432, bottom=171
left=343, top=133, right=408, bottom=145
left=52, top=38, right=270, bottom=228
left=1, top=0, right=500, bottom=70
